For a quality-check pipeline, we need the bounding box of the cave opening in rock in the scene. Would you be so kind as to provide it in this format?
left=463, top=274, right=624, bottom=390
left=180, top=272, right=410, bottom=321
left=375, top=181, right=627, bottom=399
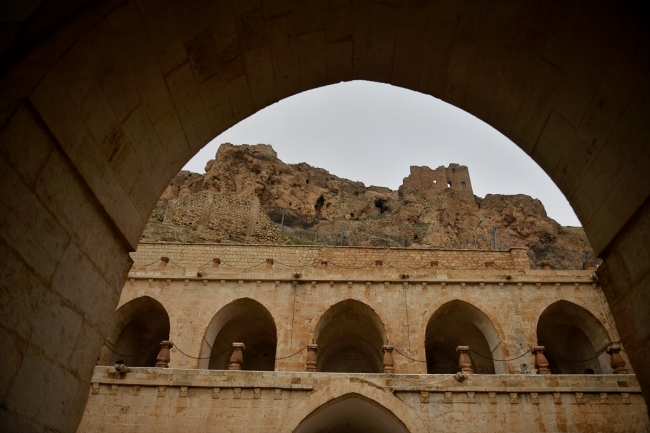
left=374, top=199, right=389, bottom=214
left=314, top=195, right=325, bottom=212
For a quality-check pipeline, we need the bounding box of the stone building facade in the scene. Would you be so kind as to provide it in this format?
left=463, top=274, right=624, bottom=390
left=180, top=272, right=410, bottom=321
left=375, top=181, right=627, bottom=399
left=78, top=244, right=649, bottom=432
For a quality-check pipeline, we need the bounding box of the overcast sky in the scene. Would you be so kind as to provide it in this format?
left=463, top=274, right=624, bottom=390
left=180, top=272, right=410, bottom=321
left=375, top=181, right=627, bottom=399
left=183, top=81, right=581, bottom=227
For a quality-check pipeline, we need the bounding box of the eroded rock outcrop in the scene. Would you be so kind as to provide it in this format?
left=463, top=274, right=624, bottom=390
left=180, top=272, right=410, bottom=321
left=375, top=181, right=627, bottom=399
left=144, top=143, right=597, bottom=270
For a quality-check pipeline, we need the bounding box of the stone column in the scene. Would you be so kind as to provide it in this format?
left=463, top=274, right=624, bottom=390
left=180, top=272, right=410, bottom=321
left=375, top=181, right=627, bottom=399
left=382, top=345, right=395, bottom=373
left=606, top=344, right=629, bottom=374
left=228, top=343, right=245, bottom=370
left=306, top=344, right=318, bottom=372
left=457, top=346, right=473, bottom=374
left=155, top=341, right=173, bottom=368
left=532, top=346, right=551, bottom=374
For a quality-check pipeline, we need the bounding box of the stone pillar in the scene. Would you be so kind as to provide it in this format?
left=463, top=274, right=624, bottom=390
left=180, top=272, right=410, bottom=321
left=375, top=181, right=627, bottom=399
left=266, top=258, right=274, bottom=269
left=306, top=344, right=318, bottom=372
left=155, top=341, right=173, bottom=368
left=212, top=258, right=221, bottom=268
left=430, top=261, right=438, bottom=270
left=382, top=345, right=395, bottom=373
left=228, top=343, right=245, bottom=370
left=485, top=261, right=495, bottom=270
left=606, top=344, right=629, bottom=374
left=584, top=261, right=597, bottom=270
left=375, top=260, right=383, bottom=268
left=532, top=346, right=551, bottom=374
left=457, top=346, right=473, bottom=374
left=540, top=261, right=551, bottom=270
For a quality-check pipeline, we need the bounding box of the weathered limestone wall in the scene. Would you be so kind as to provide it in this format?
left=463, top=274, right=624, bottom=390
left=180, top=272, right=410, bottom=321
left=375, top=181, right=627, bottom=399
left=78, top=369, right=649, bottom=433
left=0, top=102, right=133, bottom=432
left=402, top=164, right=473, bottom=196
left=131, top=243, right=529, bottom=272
left=161, top=192, right=285, bottom=244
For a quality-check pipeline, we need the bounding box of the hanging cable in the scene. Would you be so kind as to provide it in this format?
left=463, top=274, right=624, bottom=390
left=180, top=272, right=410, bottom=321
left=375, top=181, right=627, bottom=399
left=246, top=345, right=309, bottom=360
left=171, top=343, right=232, bottom=360
left=319, top=347, right=383, bottom=360
left=393, top=347, right=429, bottom=363
left=468, top=347, right=532, bottom=362
left=103, top=340, right=149, bottom=358
left=548, top=341, right=618, bottom=363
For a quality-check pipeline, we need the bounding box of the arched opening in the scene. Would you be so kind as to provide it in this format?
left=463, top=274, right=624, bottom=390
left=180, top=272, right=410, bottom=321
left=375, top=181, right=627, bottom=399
left=103, top=296, right=170, bottom=368
left=199, top=298, right=277, bottom=371
left=313, top=300, right=387, bottom=373
left=425, top=300, right=505, bottom=374
left=537, top=301, right=611, bottom=374
left=293, top=393, right=410, bottom=433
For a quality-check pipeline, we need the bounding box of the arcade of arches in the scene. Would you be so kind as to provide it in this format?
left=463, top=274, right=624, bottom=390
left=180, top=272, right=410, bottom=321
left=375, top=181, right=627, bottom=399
left=0, top=0, right=649, bottom=431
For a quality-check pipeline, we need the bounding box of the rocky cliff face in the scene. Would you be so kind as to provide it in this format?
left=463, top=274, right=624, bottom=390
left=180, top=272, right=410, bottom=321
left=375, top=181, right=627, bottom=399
left=144, top=143, right=597, bottom=270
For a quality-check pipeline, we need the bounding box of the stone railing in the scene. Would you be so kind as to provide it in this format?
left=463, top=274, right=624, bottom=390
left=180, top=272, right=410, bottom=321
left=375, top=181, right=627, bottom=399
left=79, top=368, right=648, bottom=433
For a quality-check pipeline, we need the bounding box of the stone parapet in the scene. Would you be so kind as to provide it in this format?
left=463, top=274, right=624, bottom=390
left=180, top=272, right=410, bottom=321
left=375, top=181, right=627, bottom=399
left=130, top=243, right=531, bottom=272
left=79, top=369, right=648, bottom=433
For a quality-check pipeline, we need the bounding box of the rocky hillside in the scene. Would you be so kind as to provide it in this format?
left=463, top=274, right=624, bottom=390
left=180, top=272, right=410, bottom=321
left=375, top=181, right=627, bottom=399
left=143, top=143, right=597, bottom=270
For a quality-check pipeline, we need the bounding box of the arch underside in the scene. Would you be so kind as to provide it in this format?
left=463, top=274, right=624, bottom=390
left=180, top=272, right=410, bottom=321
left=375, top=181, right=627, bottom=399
left=0, top=0, right=649, bottom=431
left=200, top=298, right=277, bottom=370
left=537, top=300, right=611, bottom=374
left=293, top=393, right=410, bottom=433
left=315, top=300, right=387, bottom=373
left=425, top=300, right=504, bottom=374
left=102, top=296, right=170, bottom=367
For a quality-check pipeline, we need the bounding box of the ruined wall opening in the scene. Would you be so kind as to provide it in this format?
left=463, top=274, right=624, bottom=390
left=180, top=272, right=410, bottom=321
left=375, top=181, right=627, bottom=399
left=199, top=298, right=277, bottom=371
left=101, top=296, right=170, bottom=368
left=537, top=301, right=611, bottom=374
left=425, top=300, right=505, bottom=374
left=313, top=300, right=387, bottom=373
left=293, top=393, right=410, bottom=433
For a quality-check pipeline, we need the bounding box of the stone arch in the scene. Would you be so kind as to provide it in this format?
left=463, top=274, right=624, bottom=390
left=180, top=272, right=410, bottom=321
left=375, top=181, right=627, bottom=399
left=100, top=296, right=170, bottom=368
left=293, top=393, right=410, bottom=433
left=198, top=297, right=277, bottom=370
left=313, top=299, right=387, bottom=373
left=537, top=300, right=613, bottom=374
left=425, top=300, right=506, bottom=374
left=1, top=1, right=650, bottom=429
left=282, top=381, right=425, bottom=433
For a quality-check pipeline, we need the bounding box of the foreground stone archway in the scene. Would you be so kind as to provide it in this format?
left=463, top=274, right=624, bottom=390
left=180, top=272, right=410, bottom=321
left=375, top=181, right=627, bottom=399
left=0, top=0, right=649, bottom=430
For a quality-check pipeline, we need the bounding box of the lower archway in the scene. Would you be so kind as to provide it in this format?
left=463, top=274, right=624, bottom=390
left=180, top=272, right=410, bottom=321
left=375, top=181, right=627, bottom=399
left=537, top=301, right=612, bottom=374
left=101, top=296, right=170, bottom=367
left=293, top=393, right=410, bottom=433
